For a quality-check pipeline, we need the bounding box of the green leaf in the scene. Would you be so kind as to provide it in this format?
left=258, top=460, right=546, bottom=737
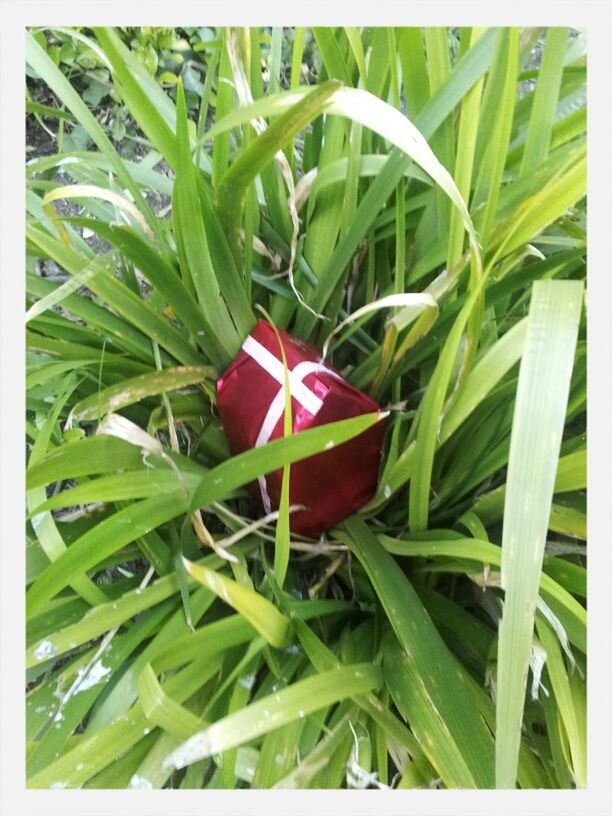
left=182, top=558, right=291, bottom=649
left=27, top=601, right=172, bottom=777
left=138, top=662, right=207, bottom=740
left=491, top=145, right=586, bottom=262
left=535, top=617, right=586, bottom=787
left=409, top=278, right=489, bottom=531
left=25, top=256, right=107, bottom=323
left=520, top=29, right=570, bottom=177
left=248, top=313, right=295, bottom=589
left=92, top=28, right=185, bottom=171
left=272, top=706, right=357, bottom=788
left=215, top=80, right=341, bottom=264
left=166, top=662, right=382, bottom=769
left=174, top=80, right=243, bottom=367
left=27, top=227, right=203, bottom=366
left=379, top=534, right=586, bottom=639
left=26, top=272, right=156, bottom=365
left=495, top=280, right=583, bottom=788
left=439, top=317, right=528, bottom=444
left=69, top=366, right=213, bottom=422
left=312, top=28, right=353, bottom=84
left=27, top=653, right=220, bottom=788
left=295, top=82, right=483, bottom=334
left=473, top=28, right=520, bottom=244
left=472, top=447, right=586, bottom=528
left=27, top=376, right=108, bottom=608
left=383, top=631, right=477, bottom=788
left=284, top=616, right=432, bottom=777
left=62, top=220, right=211, bottom=351
left=190, top=411, right=384, bottom=511
left=338, top=516, right=495, bottom=787
left=28, top=469, right=202, bottom=517
left=27, top=436, right=153, bottom=489
left=25, top=31, right=159, bottom=237
left=26, top=492, right=190, bottom=618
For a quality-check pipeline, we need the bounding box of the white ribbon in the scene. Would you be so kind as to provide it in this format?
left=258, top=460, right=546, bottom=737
left=242, top=334, right=343, bottom=512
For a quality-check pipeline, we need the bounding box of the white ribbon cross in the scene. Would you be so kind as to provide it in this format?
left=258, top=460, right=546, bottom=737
left=242, top=334, right=343, bottom=512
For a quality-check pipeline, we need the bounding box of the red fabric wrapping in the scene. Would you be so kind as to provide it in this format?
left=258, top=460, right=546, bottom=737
left=216, top=320, right=385, bottom=537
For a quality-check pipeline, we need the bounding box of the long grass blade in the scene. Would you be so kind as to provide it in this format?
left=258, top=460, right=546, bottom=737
left=495, top=280, right=583, bottom=788
left=338, top=516, right=495, bottom=787
left=166, top=663, right=382, bottom=769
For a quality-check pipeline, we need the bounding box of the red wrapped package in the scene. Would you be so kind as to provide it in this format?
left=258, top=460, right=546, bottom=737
left=216, top=320, right=385, bottom=537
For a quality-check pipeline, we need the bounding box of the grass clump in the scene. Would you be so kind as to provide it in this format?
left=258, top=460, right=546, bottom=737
left=25, top=26, right=586, bottom=790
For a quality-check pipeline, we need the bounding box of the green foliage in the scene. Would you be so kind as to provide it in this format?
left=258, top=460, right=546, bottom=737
left=28, top=26, right=221, bottom=152
left=25, top=25, right=586, bottom=791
